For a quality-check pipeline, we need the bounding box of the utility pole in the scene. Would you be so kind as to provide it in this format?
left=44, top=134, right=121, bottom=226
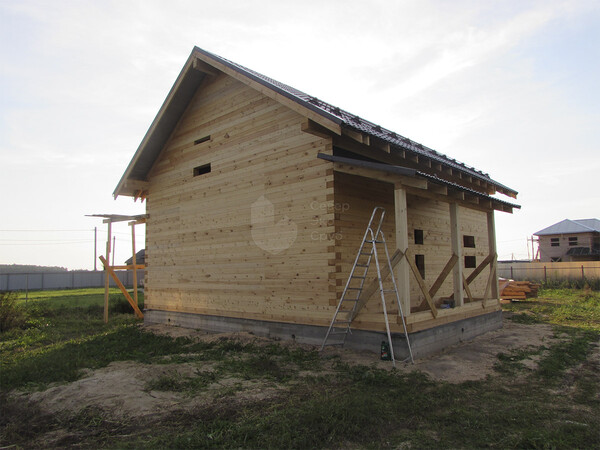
left=94, top=227, right=97, bottom=271
left=112, top=236, right=116, bottom=266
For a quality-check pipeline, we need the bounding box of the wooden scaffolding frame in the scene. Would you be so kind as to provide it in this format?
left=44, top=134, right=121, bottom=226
left=88, top=214, right=147, bottom=323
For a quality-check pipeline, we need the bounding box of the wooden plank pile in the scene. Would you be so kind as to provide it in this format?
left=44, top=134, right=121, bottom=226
left=499, top=278, right=540, bottom=300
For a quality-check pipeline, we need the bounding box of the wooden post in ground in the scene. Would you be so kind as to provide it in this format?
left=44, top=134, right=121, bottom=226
left=130, top=221, right=138, bottom=308
left=104, top=221, right=112, bottom=323
left=450, top=203, right=464, bottom=307
left=394, top=185, right=411, bottom=316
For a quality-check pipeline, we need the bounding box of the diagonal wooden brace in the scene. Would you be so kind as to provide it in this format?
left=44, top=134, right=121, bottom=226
left=99, top=256, right=144, bottom=319
left=405, top=251, right=438, bottom=318
left=429, top=253, right=458, bottom=298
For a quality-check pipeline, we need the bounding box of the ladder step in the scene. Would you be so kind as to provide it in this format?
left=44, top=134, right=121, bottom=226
left=360, top=252, right=372, bottom=256
left=356, top=264, right=368, bottom=267
left=342, top=298, right=358, bottom=302
left=365, top=240, right=384, bottom=244
left=346, top=287, right=362, bottom=290
left=351, top=275, right=366, bottom=279
left=382, top=289, right=397, bottom=293
left=334, top=320, right=351, bottom=324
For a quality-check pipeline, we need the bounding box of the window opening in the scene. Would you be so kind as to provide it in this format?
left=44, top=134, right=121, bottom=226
left=194, top=135, right=211, bottom=145
left=464, top=256, right=476, bottom=268
left=193, top=163, right=211, bottom=177
left=463, top=235, right=475, bottom=248
left=415, top=254, right=425, bottom=279
left=414, top=229, right=424, bottom=245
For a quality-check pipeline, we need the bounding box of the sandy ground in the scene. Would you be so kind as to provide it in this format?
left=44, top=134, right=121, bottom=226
left=20, top=315, right=559, bottom=420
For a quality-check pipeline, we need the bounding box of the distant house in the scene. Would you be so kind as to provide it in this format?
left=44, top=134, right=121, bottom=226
left=125, top=249, right=145, bottom=266
left=535, top=219, right=600, bottom=262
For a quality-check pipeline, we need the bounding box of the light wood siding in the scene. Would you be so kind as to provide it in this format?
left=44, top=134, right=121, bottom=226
left=538, top=232, right=597, bottom=262
left=334, top=172, right=491, bottom=332
left=144, top=73, right=335, bottom=325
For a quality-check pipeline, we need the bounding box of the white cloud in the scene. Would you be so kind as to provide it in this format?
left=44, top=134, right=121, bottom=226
left=0, top=0, right=598, bottom=267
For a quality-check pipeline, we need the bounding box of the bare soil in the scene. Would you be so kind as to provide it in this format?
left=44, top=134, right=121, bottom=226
left=19, top=316, right=558, bottom=420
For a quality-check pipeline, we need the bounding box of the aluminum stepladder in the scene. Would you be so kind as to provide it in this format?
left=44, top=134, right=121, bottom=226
left=320, top=207, right=414, bottom=366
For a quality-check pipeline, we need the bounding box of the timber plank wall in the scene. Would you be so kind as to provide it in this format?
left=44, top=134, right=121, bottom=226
left=145, top=73, right=336, bottom=326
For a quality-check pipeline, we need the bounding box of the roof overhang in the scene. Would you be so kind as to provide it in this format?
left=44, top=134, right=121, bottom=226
left=114, top=47, right=343, bottom=198
left=317, top=153, right=520, bottom=214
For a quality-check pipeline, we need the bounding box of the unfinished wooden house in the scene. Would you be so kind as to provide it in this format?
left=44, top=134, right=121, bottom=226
left=114, top=47, right=520, bottom=358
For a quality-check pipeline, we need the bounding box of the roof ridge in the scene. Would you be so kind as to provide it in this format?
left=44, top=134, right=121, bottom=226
left=196, top=47, right=510, bottom=189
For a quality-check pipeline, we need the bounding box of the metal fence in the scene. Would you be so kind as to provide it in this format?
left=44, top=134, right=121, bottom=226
left=0, top=270, right=144, bottom=291
left=498, top=261, right=600, bottom=282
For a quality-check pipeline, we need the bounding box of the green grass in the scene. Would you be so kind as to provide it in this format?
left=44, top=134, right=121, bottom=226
left=1, top=287, right=599, bottom=449
left=503, top=287, right=600, bottom=331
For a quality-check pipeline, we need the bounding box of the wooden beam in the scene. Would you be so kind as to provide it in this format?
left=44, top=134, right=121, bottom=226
left=462, top=273, right=474, bottom=303
left=341, top=127, right=366, bottom=144
left=332, top=162, right=428, bottom=189
left=450, top=203, right=464, bottom=307
left=465, top=253, right=495, bottom=285
left=131, top=221, right=139, bottom=309
left=99, top=256, right=144, bottom=319
left=301, top=118, right=335, bottom=140
left=395, top=187, right=411, bottom=316
left=123, top=179, right=149, bottom=192
left=483, top=259, right=497, bottom=305
left=487, top=210, right=499, bottom=299
left=351, top=249, right=404, bottom=321
left=111, top=264, right=145, bottom=270
left=429, top=253, right=458, bottom=298
left=405, top=252, right=437, bottom=318
left=192, top=58, right=219, bottom=76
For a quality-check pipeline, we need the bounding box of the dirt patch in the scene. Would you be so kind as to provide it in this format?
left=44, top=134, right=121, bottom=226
left=16, top=316, right=558, bottom=421
left=24, top=361, right=200, bottom=419
left=318, top=316, right=558, bottom=383
left=404, top=318, right=558, bottom=383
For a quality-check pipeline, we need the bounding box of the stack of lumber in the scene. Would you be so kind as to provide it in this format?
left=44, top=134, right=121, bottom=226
left=499, top=279, right=540, bottom=300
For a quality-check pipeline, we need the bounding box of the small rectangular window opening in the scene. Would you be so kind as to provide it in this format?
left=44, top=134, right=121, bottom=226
left=194, top=135, right=211, bottom=145
left=568, top=237, right=578, bottom=246
left=550, top=237, right=560, bottom=247
left=415, top=254, right=425, bottom=279
left=463, top=235, right=475, bottom=248
left=414, top=229, right=424, bottom=245
left=193, top=163, right=211, bottom=177
left=464, top=255, right=477, bottom=268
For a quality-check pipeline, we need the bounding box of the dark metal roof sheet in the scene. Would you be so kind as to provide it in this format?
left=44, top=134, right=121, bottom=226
left=116, top=46, right=518, bottom=198
left=195, top=47, right=516, bottom=195
left=565, top=246, right=600, bottom=257
left=317, top=153, right=520, bottom=210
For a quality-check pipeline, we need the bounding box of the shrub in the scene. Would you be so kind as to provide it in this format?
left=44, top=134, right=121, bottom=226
left=0, top=291, right=27, bottom=332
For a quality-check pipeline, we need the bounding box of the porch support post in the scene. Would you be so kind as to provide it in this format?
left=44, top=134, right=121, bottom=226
left=487, top=210, right=499, bottom=299
left=394, top=185, right=411, bottom=316
left=450, top=203, right=464, bottom=307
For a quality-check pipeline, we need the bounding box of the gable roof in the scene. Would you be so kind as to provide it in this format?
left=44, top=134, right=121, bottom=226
left=534, top=218, right=600, bottom=236
left=115, top=46, right=518, bottom=199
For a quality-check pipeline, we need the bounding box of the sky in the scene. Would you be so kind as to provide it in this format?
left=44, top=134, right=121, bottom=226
left=0, top=0, right=599, bottom=270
